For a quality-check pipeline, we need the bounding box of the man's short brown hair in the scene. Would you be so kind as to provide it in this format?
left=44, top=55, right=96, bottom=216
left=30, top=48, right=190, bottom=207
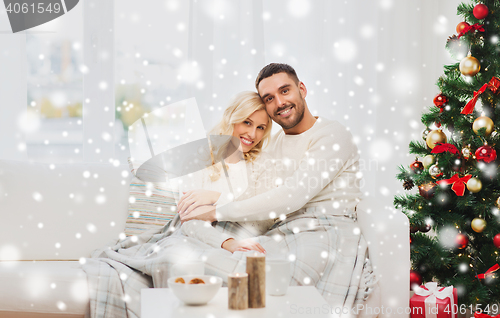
left=255, top=63, right=300, bottom=90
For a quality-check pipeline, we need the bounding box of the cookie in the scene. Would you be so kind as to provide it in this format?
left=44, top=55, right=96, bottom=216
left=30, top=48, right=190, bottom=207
left=175, top=277, right=185, bottom=284
left=188, top=278, right=205, bottom=284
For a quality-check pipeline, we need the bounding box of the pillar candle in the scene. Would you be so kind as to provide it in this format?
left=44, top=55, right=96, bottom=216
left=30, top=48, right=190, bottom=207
left=246, top=252, right=265, bottom=308
left=228, top=272, right=248, bottom=310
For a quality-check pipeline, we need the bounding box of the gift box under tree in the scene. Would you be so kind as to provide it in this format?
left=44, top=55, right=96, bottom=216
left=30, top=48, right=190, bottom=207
left=410, top=282, right=458, bottom=318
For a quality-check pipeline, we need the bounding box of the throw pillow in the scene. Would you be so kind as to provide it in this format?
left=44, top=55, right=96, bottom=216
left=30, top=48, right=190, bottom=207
left=124, top=158, right=178, bottom=237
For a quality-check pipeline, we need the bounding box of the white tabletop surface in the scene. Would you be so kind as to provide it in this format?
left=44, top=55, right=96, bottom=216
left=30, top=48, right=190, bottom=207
left=141, top=286, right=331, bottom=318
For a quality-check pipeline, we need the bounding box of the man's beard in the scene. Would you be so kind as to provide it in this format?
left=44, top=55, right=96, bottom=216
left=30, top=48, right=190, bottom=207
left=274, top=100, right=305, bottom=130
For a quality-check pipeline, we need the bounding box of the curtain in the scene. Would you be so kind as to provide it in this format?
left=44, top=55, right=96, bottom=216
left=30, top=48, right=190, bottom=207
left=186, top=0, right=462, bottom=199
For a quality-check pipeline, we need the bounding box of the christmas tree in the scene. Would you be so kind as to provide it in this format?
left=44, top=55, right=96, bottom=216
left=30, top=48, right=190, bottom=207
left=394, top=0, right=500, bottom=307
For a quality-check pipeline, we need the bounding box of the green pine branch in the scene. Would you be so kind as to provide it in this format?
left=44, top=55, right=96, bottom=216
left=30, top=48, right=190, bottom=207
left=396, top=0, right=500, bottom=305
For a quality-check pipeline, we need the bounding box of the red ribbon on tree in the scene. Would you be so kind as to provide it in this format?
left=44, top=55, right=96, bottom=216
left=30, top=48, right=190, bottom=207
left=476, top=264, right=500, bottom=279
left=475, top=312, right=500, bottom=318
left=436, top=174, right=472, bottom=196
left=458, top=23, right=485, bottom=38
left=461, top=83, right=488, bottom=115
left=431, top=143, right=459, bottom=155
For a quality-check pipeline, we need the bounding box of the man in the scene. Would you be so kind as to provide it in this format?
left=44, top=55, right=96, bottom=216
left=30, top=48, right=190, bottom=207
left=180, top=63, right=362, bottom=224
left=179, top=63, right=379, bottom=312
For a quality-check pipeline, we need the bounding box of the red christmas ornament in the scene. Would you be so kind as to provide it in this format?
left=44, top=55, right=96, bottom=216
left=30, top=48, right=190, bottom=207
left=475, top=145, right=497, bottom=163
left=419, top=224, right=431, bottom=233
left=410, top=160, right=424, bottom=174
left=473, top=4, right=489, bottom=20
left=456, top=22, right=470, bottom=34
left=410, top=236, right=413, bottom=245
left=433, top=94, right=448, bottom=108
left=494, top=234, right=500, bottom=248
left=410, top=270, right=422, bottom=289
left=456, top=233, right=469, bottom=249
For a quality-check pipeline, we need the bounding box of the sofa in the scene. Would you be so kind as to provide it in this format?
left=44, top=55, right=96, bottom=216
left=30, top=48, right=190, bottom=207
left=0, top=159, right=410, bottom=317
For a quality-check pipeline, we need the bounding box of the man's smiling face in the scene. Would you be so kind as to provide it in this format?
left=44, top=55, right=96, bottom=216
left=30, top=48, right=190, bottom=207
left=257, top=72, right=307, bottom=131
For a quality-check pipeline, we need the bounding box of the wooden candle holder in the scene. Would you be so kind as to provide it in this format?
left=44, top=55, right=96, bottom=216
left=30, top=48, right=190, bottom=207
left=246, top=253, right=265, bottom=308
left=228, top=273, right=248, bottom=310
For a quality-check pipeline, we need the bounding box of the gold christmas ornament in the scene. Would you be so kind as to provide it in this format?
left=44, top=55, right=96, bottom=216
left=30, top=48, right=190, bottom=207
left=496, top=196, right=500, bottom=208
left=429, top=164, right=443, bottom=179
left=426, top=130, right=447, bottom=149
left=472, top=116, right=494, bottom=136
left=466, top=177, right=482, bottom=193
left=422, top=155, right=436, bottom=169
left=462, top=147, right=471, bottom=159
left=459, top=55, right=481, bottom=76
left=471, top=217, right=487, bottom=233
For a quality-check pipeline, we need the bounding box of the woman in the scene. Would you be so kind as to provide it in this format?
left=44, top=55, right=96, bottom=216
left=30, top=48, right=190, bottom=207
left=174, top=91, right=276, bottom=254
left=83, top=92, right=280, bottom=318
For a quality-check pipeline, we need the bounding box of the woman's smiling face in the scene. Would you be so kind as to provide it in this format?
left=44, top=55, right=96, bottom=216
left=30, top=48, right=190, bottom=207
left=232, top=109, right=269, bottom=153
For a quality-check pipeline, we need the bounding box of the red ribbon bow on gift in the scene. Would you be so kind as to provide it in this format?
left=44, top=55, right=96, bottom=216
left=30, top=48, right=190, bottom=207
left=431, top=143, right=459, bottom=155
left=475, top=312, right=500, bottom=318
left=476, top=264, right=500, bottom=279
left=458, top=23, right=485, bottom=38
left=436, top=174, right=472, bottom=196
left=461, top=83, right=488, bottom=115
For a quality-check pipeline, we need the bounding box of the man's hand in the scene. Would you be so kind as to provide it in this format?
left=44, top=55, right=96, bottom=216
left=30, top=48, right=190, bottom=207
left=178, top=190, right=221, bottom=215
left=179, top=204, right=217, bottom=223
left=221, top=238, right=266, bottom=254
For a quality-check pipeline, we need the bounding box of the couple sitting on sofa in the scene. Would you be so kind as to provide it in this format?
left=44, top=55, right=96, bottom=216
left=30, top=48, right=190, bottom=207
left=82, top=63, right=379, bottom=317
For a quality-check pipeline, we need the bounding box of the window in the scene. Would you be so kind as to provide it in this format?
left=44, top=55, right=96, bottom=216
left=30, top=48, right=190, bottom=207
left=114, top=0, right=191, bottom=154
left=25, top=3, right=83, bottom=163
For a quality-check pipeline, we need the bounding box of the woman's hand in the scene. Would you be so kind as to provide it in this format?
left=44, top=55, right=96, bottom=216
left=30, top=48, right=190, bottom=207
left=179, top=205, right=217, bottom=223
left=178, top=190, right=221, bottom=215
left=221, top=238, right=266, bottom=254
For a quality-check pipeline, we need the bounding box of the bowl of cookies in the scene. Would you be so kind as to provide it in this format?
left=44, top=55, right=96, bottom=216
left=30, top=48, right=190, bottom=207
left=167, top=275, right=223, bottom=305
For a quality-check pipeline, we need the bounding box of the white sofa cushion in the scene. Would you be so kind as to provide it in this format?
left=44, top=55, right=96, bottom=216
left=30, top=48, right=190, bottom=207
left=0, top=160, right=130, bottom=261
left=0, top=261, right=88, bottom=316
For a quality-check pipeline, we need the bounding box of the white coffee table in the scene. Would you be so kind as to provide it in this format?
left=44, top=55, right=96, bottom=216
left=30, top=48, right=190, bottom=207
left=141, top=286, right=331, bottom=318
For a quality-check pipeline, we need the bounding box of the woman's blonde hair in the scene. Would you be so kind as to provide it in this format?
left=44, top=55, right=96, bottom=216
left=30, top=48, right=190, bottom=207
left=208, top=91, right=272, bottom=181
